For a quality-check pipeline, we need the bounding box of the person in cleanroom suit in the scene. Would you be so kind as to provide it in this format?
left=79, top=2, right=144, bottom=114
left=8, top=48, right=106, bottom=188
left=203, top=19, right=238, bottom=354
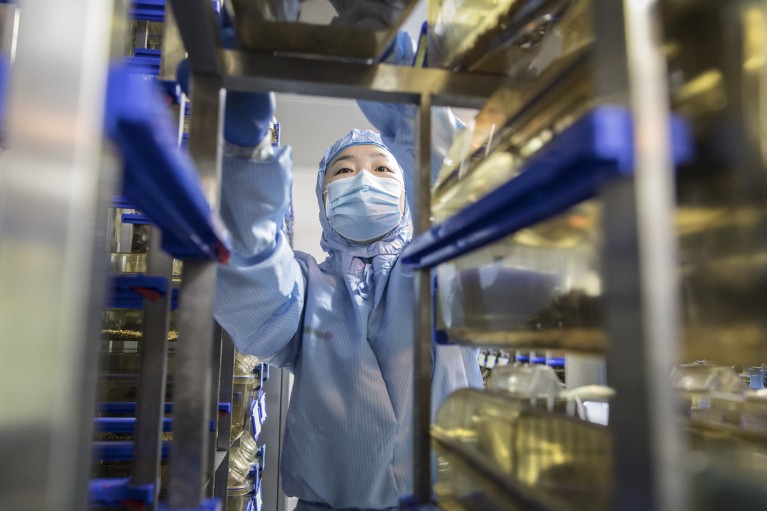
left=206, top=34, right=482, bottom=511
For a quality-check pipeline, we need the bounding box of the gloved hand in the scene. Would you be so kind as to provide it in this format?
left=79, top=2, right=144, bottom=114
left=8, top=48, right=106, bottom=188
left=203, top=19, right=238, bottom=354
left=175, top=24, right=275, bottom=147
left=329, top=0, right=407, bottom=30
left=222, top=89, right=275, bottom=147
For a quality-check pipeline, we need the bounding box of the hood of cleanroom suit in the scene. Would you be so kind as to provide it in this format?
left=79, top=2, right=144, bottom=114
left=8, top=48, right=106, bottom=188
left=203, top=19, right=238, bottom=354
left=315, top=129, right=412, bottom=259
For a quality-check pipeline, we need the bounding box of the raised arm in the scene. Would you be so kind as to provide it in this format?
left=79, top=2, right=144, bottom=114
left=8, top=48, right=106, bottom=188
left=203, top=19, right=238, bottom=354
left=178, top=57, right=305, bottom=368
left=356, top=32, right=465, bottom=210
left=215, top=135, right=306, bottom=369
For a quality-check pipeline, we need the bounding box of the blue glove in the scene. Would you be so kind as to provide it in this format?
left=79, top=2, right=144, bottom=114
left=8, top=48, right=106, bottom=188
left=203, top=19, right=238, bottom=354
left=329, top=0, right=407, bottom=29
left=223, top=90, right=275, bottom=147
left=175, top=25, right=275, bottom=147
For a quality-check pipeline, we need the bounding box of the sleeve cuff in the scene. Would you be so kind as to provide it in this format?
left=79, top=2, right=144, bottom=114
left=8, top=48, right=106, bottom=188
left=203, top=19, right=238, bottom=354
left=223, top=133, right=275, bottom=161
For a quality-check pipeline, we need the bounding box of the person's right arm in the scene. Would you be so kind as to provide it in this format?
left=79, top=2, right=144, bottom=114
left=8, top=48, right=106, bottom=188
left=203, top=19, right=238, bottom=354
left=176, top=22, right=305, bottom=366
left=214, top=140, right=306, bottom=367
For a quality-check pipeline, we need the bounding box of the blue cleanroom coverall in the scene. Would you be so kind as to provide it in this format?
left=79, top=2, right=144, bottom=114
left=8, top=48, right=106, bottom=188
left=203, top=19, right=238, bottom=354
left=214, top=109, right=482, bottom=509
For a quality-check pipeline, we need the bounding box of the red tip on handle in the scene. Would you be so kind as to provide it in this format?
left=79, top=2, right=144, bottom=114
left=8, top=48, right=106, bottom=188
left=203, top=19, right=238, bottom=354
left=132, top=287, right=161, bottom=302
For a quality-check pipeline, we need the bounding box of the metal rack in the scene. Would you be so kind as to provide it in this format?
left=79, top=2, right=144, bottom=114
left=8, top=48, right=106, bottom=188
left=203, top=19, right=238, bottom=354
left=2, top=0, right=767, bottom=510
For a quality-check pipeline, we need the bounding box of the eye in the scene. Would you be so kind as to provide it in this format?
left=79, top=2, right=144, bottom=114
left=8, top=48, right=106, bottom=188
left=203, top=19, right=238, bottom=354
left=333, top=167, right=354, bottom=176
left=375, top=165, right=393, bottom=173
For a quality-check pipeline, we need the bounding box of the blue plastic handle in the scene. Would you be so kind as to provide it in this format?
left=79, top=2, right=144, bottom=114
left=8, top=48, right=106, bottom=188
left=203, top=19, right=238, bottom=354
left=125, top=52, right=161, bottom=77
left=107, top=274, right=179, bottom=310
left=97, top=401, right=231, bottom=414
left=130, top=0, right=221, bottom=22
left=122, top=212, right=151, bottom=225
left=98, top=402, right=173, bottom=415
left=159, top=498, right=222, bottom=511
left=548, top=357, right=566, bottom=368
left=93, top=440, right=170, bottom=461
left=130, top=0, right=166, bottom=21
left=112, top=196, right=136, bottom=209
left=402, top=107, right=694, bottom=269
left=104, top=65, right=231, bottom=262
left=94, top=417, right=172, bottom=433
left=89, top=478, right=155, bottom=506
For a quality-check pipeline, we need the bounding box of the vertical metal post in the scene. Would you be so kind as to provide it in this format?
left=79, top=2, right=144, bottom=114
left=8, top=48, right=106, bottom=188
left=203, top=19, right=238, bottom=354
left=260, top=366, right=292, bottom=511
left=214, top=333, right=236, bottom=501
left=168, top=74, right=225, bottom=508
left=598, top=1, right=689, bottom=510
left=169, top=260, right=219, bottom=507
left=0, top=2, right=19, bottom=61
left=159, top=1, right=186, bottom=83
left=0, top=0, right=120, bottom=510
left=206, top=326, right=224, bottom=497
left=131, top=228, right=174, bottom=508
left=624, top=1, right=688, bottom=509
left=412, top=92, right=433, bottom=503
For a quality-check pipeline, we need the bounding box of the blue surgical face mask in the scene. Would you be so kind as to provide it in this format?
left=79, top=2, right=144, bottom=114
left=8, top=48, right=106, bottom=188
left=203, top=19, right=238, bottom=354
left=324, top=170, right=403, bottom=242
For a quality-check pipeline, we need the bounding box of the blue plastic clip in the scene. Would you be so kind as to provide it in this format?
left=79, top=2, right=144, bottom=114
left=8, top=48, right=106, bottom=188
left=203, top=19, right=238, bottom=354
left=94, top=417, right=172, bottom=433
left=548, top=357, right=565, bottom=369
left=249, top=398, right=260, bottom=441
left=89, top=478, right=155, bottom=506
left=261, top=364, right=269, bottom=382
left=159, top=498, right=221, bottom=511
left=130, top=0, right=166, bottom=22
left=131, top=0, right=221, bottom=21
left=93, top=441, right=170, bottom=461
left=125, top=49, right=162, bottom=76
left=256, top=445, right=266, bottom=471
left=122, top=212, right=151, bottom=225
left=97, top=401, right=231, bottom=415
left=112, top=196, right=136, bottom=209
left=109, top=274, right=173, bottom=309
left=257, top=391, right=267, bottom=426
left=98, top=402, right=172, bottom=415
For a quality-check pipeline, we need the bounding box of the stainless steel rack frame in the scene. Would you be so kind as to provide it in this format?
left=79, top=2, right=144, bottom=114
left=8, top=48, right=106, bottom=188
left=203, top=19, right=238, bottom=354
left=5, top=0, right=755, bottom=510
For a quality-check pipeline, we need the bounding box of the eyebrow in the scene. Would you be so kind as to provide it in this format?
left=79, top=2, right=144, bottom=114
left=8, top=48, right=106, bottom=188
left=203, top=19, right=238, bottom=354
left=329, top=151, right=395, bottom=168
left=329, top=154, right=355, bottom=166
